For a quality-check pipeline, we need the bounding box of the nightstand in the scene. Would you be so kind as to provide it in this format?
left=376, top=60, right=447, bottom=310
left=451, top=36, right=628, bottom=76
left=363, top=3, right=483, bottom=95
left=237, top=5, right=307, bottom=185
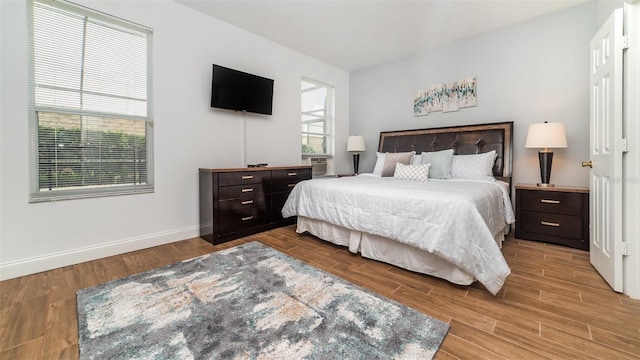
left=515, top=183, right=589, bottom=250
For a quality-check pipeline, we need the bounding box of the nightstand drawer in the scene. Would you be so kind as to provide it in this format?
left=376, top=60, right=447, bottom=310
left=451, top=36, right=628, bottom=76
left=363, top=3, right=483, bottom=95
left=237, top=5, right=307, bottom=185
left=521, top=210, right=583, bottom=240
left=520, top=190, right=583, bottom=215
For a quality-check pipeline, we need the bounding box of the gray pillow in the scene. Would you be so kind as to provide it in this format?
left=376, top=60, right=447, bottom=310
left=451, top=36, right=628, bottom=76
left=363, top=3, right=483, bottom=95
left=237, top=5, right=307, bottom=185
left=421, top=149, right=454, bottom=179
left=381, top=152, right=414, bottom=177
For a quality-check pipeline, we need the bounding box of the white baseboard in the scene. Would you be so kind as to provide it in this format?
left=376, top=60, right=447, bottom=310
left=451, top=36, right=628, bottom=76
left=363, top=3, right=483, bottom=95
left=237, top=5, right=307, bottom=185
left=0, top=226, right=201, bottom=281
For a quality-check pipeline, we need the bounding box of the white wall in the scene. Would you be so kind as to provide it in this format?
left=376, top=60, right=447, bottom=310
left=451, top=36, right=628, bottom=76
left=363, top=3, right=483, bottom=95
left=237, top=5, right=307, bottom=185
left=0, top=0, right=349, bottom=280
left=350, top=2, right=597, bottom=190
left=599, top=0, right=625, bottom=24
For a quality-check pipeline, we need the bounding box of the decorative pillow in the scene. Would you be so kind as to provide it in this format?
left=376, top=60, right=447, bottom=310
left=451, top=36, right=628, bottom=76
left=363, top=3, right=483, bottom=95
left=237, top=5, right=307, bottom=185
left=420, top=149, right=454, bottom=179
left=381, top=152, right=414, bottom=177
left=450, top=150, right=497, bottom=181
left=410, top=153, right=422, bottom=165
left=393, top=163, right=430, bottom=182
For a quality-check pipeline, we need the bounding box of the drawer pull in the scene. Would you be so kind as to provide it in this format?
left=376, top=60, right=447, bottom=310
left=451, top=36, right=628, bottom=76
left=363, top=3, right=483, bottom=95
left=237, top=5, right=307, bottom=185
left=241, top=188, right=254, bottom=193
left=288, top=183, right=296, bottom=188
left=541, top=221, right=560, bottom=227
left=241, top=200, right=254, bottom=205
left=241, top=175, right=254, bottom=180
left=541, top=199, right=560, bottom=204
left=288, top=172, right=297, bottom=176
left=241, top=216, right=254, bottom=221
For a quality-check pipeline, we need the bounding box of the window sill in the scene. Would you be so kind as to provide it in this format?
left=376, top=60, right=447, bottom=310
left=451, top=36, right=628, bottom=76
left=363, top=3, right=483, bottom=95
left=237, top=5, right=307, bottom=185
left=302, top=154, right=333, bottom=159
left=30, top=185, right=154, bottom=203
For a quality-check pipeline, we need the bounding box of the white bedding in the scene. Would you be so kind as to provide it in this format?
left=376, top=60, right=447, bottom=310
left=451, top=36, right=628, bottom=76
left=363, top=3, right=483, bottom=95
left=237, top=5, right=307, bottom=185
left=281, top=175, right=515, bottom=295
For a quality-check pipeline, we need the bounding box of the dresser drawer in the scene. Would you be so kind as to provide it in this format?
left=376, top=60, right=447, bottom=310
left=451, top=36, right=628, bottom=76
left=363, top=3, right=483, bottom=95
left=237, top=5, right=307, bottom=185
left=271, top=180, right=302, bottom=194
left=520, top=190, right=583, bottom=216
left=271, top=168, right=312, bottom=182
left=218, top=184, right=267, bottom=200
left=218, top=196, right=267, bottom=212
left=218, top=171, right=271, bottom=186
left=521, top=210, right=583, bottom=240
left=271, top=192, right=290, bottom=221
left=218, top=207, right=268, bottom=234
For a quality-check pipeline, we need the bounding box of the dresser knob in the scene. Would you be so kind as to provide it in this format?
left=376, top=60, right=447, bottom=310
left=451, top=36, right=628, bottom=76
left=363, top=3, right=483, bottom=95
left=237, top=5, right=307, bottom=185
left=581, top=161, right=592, bottom=168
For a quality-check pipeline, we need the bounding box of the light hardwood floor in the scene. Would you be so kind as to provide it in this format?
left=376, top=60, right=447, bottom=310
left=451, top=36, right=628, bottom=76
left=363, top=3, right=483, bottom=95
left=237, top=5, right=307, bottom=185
left=1, top=226, right=639, bottom=359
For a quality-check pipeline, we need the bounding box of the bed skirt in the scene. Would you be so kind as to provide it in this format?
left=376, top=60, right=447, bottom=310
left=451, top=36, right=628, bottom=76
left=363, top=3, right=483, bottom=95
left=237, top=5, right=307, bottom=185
left=296, top=216, right=508, bottom=287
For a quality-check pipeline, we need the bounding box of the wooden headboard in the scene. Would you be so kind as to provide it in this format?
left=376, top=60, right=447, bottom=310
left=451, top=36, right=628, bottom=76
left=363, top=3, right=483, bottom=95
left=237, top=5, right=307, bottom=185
left=378, top=122, right=513, bottom=183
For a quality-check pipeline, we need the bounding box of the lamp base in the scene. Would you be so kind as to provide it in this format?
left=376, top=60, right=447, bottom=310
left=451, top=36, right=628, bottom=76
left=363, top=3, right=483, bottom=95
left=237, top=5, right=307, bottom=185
left=352, top=153, right=360, bottom=175
left=538, top=151, right=554, bottom=187
left=536, top=183, right=555, bottom=188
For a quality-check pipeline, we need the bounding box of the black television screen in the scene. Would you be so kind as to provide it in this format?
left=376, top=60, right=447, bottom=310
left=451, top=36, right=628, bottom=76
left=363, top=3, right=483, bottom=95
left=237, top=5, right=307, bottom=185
left=211, top=64, right=274, bottom=115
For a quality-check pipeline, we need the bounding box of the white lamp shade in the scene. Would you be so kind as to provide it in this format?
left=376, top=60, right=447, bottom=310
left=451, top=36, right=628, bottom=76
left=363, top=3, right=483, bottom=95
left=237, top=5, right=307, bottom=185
left=525, top=122, right=568, bottom=149
left=347, top=136, right=366, bottom=152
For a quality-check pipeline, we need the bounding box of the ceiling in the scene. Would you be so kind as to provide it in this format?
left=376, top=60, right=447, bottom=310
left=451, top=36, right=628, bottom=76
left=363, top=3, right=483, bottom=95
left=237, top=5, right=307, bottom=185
left=177, top=0, right=591, bottom=72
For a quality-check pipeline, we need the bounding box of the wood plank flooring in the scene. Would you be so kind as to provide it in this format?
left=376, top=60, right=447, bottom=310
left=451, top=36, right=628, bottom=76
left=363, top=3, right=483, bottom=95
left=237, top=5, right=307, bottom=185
left=1, top=226, right=638, bottom=359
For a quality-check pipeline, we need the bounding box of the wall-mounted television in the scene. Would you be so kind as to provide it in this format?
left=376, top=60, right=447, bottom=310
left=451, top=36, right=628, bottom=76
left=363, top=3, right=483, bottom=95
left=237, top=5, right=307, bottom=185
left=211, top=64, right=274, bottom=115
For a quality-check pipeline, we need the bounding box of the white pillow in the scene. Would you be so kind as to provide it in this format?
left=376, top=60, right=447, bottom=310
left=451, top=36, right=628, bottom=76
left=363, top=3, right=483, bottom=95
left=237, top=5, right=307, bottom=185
left=393, top=163, right=430, bottom=182
left=450, top=151, right=497, bottom=181
left=372, top=152, right=386, bottom=176
left=410, top=154, right=422, bottom=165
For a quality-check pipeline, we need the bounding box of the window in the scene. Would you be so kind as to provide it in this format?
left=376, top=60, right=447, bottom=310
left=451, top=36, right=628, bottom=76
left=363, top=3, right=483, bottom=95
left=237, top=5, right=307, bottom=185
left=28, top=0, right=153, bottom=202
left=301, top=78, right=334, bottom=157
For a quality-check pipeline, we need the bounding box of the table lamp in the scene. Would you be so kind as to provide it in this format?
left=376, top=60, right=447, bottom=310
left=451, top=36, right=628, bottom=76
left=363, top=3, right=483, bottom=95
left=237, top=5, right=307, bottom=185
left=525, top=121, right=568, bottom=187
left=347, top=136, right=366, bottom=175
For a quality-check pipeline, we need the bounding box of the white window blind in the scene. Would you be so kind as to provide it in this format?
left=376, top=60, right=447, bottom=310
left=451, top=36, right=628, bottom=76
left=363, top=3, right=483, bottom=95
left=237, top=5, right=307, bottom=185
left=28, top=0, right=153, bottom=202
left=301, top=78, right=334, bottom=157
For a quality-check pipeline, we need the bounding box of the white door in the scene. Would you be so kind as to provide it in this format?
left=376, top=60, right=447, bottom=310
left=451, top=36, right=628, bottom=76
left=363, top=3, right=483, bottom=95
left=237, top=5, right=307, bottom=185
left=588, top=8, right=624, bottom=292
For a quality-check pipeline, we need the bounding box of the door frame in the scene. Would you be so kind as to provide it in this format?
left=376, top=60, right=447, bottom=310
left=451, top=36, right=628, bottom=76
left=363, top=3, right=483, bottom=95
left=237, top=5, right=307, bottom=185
left=622, top=0, right=640, bottom=300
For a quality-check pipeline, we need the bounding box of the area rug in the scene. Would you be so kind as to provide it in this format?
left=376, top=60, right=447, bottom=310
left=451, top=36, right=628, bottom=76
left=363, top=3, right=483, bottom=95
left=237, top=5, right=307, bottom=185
left=77, top=241, right=449, bottom=359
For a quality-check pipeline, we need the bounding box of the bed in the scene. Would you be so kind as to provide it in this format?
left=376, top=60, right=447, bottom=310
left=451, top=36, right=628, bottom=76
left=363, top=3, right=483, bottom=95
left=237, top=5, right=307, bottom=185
left=282, top=122, right=515, bottom=295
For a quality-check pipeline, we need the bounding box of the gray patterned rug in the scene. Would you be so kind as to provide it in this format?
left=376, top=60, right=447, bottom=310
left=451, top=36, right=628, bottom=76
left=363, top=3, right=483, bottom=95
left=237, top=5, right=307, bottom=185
left=77, top=241, right=449, bottom=359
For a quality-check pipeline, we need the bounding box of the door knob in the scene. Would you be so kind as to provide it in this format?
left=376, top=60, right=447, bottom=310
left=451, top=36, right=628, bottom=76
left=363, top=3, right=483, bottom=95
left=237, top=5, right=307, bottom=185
left=582, top=161, right=592, bottom=168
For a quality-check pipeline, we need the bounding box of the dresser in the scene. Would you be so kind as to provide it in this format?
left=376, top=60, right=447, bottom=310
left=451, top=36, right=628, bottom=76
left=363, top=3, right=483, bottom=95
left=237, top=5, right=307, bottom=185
left=515, top=183, right=589, bottom=250
left=199, top=166, right=312, bottom=245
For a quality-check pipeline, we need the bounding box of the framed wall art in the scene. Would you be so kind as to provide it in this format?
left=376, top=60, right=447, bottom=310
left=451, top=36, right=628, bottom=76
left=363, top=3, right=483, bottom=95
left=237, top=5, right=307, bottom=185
left=413, top=76, right=476, bottom=116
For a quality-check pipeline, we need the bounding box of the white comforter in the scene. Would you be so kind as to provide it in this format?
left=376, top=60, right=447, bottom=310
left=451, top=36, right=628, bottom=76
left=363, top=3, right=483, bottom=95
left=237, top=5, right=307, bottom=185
left=282, top=175, right=515, bottom=295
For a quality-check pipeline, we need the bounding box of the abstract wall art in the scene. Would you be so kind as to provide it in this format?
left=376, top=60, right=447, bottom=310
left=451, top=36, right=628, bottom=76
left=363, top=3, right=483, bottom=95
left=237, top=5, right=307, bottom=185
left=414, top=76, right=476, bottom=116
